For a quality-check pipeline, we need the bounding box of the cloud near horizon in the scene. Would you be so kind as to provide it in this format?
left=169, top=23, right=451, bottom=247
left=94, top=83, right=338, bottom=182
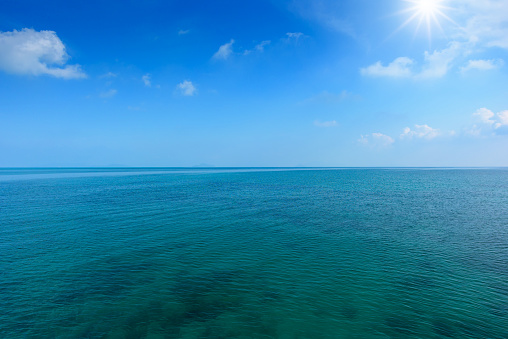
left=359, top=133, right=394, bottom=147
left=473, top=107, right=508, bottom=129
left=0, top=28, right=86, bottom=79
left=400, top=124, right=440, bottom=140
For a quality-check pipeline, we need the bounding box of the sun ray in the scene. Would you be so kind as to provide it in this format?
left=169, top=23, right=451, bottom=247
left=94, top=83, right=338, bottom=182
left=394, top=0, right=458, bottom=44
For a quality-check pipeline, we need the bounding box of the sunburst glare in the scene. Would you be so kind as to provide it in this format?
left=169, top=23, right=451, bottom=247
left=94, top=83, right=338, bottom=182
left=396, top=0, right=456, bottom=44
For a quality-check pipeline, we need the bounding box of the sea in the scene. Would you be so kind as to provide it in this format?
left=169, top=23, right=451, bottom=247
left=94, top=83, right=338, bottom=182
left=1, top=168, right=507, bottom=338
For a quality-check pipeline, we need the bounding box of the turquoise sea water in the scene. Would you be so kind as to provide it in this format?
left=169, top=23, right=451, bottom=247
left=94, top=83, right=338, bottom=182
left=1, top=168, right=507, bottom=338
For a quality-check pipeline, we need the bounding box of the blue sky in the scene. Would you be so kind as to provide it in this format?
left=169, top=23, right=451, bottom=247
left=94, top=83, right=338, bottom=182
left=1, top=0, right=507, bottom=167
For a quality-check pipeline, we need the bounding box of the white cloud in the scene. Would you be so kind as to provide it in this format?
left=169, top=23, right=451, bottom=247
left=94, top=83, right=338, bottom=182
left=178, top=29, right=190, bottom=35
left=142, top=74, right=151, bottom=87
left=100, top=89, right=117, bottom=98
left=359, top=133, right=394, bottom=146
left=177, top=80, right=196, bottom=96
left=362, top=41, right=469, bottom=79
left=361, top=1, right=508, bottom=80
left=314, top=120, right=337, bottom=127
left=255, top=40, right=271, bottom=52
left=473, top=107, right=496, bottom=125
left=243, top=40, right=271, bottom=55
left=0, top=28, right=86, bottom=79
left=461, top=59, right=504, bottom=72
left=417, top=41, right=464, bottom=79
left=400, top=124, right=440, bottom=140
left=213, top=39, right=234, bottom=60
left=372, top=133, right=395, bottom=145
left=358, top=135, right=369, bottom=145
left=498, top=111, right=508, bottom=126
left=286, top=32, right=303, bottom=39
left=286, top=32, right=304, bottom=42
left=360, top=57, right=414, bottom=77
left=473, top=107, right=508, bottom=130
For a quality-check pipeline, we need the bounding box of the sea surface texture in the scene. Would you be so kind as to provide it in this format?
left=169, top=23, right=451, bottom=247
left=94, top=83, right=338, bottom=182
left=1, top=168, right=507, bottom=338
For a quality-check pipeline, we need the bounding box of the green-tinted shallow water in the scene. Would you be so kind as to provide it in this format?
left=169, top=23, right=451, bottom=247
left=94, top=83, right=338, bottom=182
left=1, top=168, right=507, bottom=338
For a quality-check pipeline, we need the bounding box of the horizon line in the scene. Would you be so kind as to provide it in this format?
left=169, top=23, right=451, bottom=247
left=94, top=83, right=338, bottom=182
left=1, top=166, right=507, bottom=169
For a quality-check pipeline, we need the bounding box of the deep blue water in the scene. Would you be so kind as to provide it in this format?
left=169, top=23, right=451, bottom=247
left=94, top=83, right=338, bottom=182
left=1, top=168, right=507, bottom=338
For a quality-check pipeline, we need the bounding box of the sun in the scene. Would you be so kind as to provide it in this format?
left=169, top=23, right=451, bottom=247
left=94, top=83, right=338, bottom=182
left=416, top=0, right=439, bottom=15
left=396, top=0, right=456, bottom=42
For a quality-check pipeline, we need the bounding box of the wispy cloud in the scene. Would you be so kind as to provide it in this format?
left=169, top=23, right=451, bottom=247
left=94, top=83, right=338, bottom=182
left=400, top=124, right=440, bottom=140
left=255, top=40, right=271, bottom=52
left=177, top=80, right=196, bottom=96
left=457, top=0, right=508, bottom=50
left=417, top=42, right=464, bottom=79
left=461, top=59, right=504, bottom=73
left=289, top=1, right=355, bottom=38
left=359, top=133, right=395, bottom=147
left=244, top=40, right=271, bottom=55
left=0, top=28, right=86, bottom=79
left=142, top=74, right=151, bottom=87
left=361, top=57, right=413, bottom=78
left=100, top=89, right=117, bottom=98
left=213, top=39, right=235, bottom=60
left=361, top=41, right=467, bottom=79
left=286, top=32, right=304, bottom=43
left=178, top=29, right=190, bottom=35
left=314, top=120, right=338, bottom=127
left=99, top=72, right=117, bottom=78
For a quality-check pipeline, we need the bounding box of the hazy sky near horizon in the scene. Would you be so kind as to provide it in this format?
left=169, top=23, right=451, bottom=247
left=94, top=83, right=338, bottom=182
left=1, top=0, right=507, bottom=167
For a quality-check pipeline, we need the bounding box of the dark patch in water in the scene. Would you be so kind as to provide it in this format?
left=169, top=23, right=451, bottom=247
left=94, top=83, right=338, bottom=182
left=183, top=300, right=231, bottom=323
left=339, top=303, right=358, bottom=320
left=158, top=269, right=244, bottom=332
left=53, top=259, right=155, bottom=305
